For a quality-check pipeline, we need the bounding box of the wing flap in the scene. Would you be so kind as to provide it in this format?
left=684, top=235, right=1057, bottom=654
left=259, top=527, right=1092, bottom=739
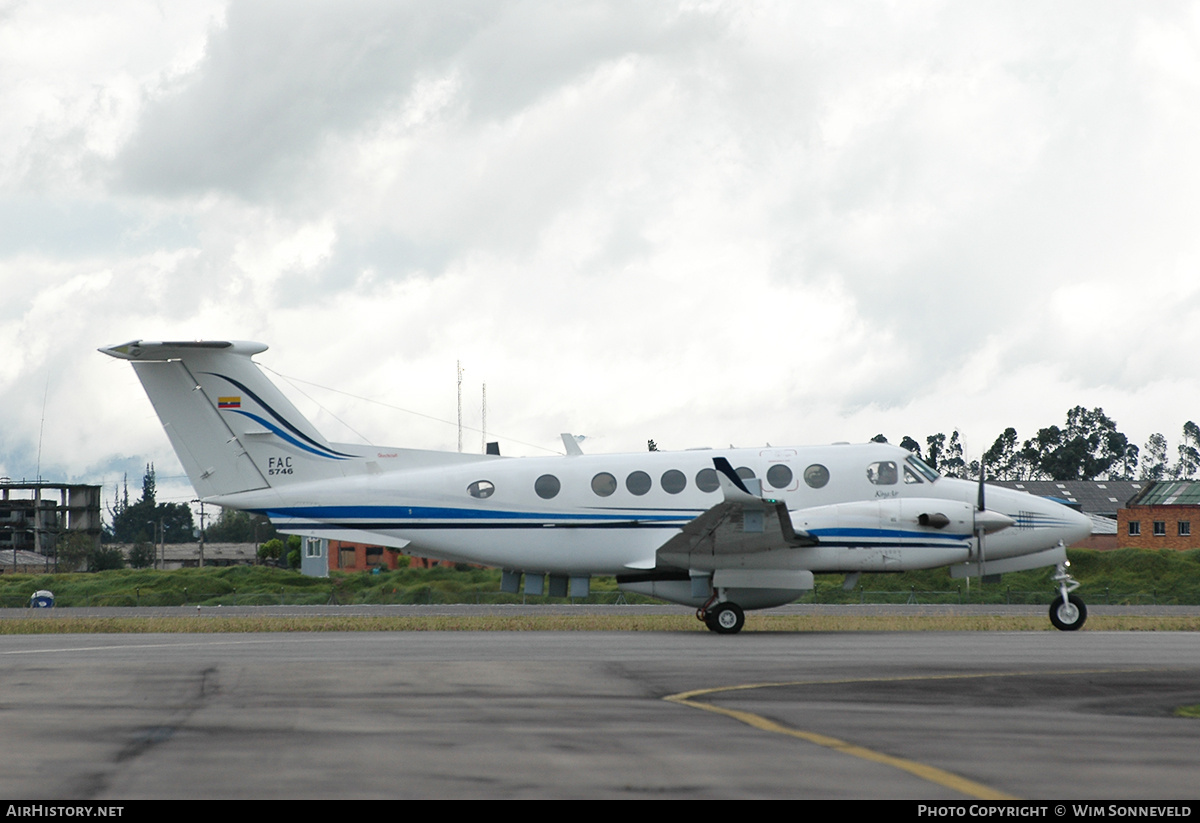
left=655, top=458, right=815, bottom=570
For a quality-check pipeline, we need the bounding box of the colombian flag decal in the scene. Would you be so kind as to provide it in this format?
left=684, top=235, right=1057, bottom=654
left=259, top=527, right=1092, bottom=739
left=218, top=396, right=241, bottom=409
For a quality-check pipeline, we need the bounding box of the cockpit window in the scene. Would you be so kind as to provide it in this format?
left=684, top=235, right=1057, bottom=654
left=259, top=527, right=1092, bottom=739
left=903, top=466, right=923, bottom=484
left=867, top=461, right=898, bottom=485
left=906, top=455, right=940, bottom=482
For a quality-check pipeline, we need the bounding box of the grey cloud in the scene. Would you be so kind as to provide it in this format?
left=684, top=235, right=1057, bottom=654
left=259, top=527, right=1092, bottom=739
left=116, top=1, right=698, bottom=201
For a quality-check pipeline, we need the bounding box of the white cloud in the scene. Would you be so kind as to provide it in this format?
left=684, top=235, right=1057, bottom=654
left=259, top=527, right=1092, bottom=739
left=2, top=0, right=1200, bottom=496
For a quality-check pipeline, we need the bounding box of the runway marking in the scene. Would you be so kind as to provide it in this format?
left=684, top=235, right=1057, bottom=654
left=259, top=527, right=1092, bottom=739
left=664, top=667, right=1170, bottom=801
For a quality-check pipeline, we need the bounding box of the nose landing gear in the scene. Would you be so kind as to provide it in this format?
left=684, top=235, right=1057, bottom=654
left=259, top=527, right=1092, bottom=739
left=1049, top=560, right=1087, bottom=631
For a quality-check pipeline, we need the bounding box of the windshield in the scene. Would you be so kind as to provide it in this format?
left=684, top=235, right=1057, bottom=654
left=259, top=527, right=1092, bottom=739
left=906, top=454, right=940, bottom=483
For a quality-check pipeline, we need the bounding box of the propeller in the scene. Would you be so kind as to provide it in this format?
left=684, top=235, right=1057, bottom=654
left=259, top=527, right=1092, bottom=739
left=971, top=462, right=1015, bottom=588
left=976, top=462, right=987, bottom=582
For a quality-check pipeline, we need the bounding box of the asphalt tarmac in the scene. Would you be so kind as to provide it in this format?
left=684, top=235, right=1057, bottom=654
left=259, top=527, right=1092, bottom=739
left=2, top=619, right=1198, bottom=799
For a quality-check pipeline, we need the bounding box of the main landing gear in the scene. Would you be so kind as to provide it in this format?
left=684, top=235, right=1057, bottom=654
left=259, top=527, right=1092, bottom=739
left=698, top=598, right=745, bottom=634
left=1049, top=561, right=1087, bottom=631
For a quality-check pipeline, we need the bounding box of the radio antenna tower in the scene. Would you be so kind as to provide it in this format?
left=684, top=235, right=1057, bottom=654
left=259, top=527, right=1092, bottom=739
left=457, top=360, right=463, bottom=452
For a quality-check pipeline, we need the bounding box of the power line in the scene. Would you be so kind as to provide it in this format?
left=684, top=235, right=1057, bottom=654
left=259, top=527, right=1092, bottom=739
left=260, top=365, right=562, bottom=455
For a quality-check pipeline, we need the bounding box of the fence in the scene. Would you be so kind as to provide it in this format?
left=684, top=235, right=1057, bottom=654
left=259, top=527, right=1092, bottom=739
left=0, top=586, right=1180, bottom=608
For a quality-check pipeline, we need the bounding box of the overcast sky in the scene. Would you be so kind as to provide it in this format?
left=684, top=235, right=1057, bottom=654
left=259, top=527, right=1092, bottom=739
left=4, top=1, right=1200, bottom=508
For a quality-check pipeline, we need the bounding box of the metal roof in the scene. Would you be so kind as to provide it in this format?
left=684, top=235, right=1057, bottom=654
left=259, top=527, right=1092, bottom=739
left=991, top=480, right=1146, bottom=516
left=1128, top=480, right=1200, bottom=506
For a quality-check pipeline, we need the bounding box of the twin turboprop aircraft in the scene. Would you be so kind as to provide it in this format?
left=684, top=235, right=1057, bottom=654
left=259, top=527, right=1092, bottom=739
left=101, top=339, right=1094, bottom=633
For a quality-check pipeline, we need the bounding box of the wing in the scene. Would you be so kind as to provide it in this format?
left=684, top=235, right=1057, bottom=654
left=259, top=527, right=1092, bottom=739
left=655, top=457, right=815, bottom=570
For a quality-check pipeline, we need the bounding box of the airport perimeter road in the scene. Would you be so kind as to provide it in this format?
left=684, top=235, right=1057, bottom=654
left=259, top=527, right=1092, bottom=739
left=1, top=631, right=1198, bottom=799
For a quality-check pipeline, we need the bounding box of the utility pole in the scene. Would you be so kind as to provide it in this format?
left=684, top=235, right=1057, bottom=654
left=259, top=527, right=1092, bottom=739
left=194, top=499, right=206, bottom=568
left=457, top=360, right=463, bottom=453
left=481, top=383, right=487, bottom=454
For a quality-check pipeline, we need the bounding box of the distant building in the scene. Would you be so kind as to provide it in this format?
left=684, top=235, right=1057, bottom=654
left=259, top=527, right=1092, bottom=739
left=0, top=481, right=102, bottom=572
left=1118, top=481, right=1200, bottom=550
left=295, top=537, right=451, bottom=576
left=992, top=479, right=1146, bottom=550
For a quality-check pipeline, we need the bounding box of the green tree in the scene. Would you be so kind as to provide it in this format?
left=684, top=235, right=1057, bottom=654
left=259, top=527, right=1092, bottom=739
left=109, top=464, right=195, bottom=543
left=941, top=430, right=967, bottom=478
left=925, top=433, right=946, bottom=471
left=258, top=538, right=284, bottom=563
left=1176, top=421, right=1200, bottom=479
left=1140, top=433, right=1169, bottom=481
left=129, top=541, right=156, bottom=569
left=1023, top=407, right=1128, bottom=481
left=1114, top=442, right=1140, bottom=480
left=286, top=536, right=302, bottom=570
left=90, top=546, right=126, bottom=571
left=984, top=428, right=1024, bottom=480
left=56, top=532, right=92, bottom=573
left=204, top=508, right=277, bottom=543
left=899, top=436, right=921, bottom=454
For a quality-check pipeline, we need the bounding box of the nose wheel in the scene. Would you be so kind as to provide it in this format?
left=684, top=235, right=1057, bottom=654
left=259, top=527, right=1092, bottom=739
left=1050, top=594, right=1087, bottom=631
left=699, top=601, right=745, bottom=634
left=1049, top=559, right=1087, bottom=631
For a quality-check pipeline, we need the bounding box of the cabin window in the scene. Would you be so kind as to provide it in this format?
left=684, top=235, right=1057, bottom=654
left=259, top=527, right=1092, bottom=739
left=736, top=466, right=755, bottom=480
left=695, top=468, right=719, bottom=493
left=1128, top=521, right=1140, bottom=536
left=661, top=470, right=687, bottom=494
left=766, top=464, right=793, bottom=489
left=867, top=461, right=898, bottom=485
left=626, top=471, right=652, bottom=496
left=535, top=474, right=561, bottom=500
left=591, top=472, right=617, bottom=497
left=467, top=480, right=495, bottom=499
left=803, top=464, right=830, bottom=489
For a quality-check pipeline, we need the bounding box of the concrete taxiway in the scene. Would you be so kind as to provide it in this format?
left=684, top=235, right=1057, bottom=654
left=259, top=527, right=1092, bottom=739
left=1, top=626, right=1198, bottom=799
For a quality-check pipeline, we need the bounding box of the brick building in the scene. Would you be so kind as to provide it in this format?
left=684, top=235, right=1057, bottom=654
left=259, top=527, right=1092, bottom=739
left=1119, top=481, right=1200, bottom=550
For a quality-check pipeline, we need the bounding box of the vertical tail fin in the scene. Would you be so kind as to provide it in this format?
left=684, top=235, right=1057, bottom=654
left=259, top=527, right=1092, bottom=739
left=101, top=340, right=358, bottom=498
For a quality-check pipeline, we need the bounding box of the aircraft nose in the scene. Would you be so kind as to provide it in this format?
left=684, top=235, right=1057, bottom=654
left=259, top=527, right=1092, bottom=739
left=1061, top=504, right=1093, bottom=546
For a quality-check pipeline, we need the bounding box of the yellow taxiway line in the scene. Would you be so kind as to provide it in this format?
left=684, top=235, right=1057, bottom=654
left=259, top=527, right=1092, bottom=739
left=664, top=668, right=1166, bottom=800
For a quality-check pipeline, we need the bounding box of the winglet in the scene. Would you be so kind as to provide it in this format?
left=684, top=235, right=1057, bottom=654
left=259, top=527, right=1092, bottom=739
left=713, top=456, right=764, bottom=505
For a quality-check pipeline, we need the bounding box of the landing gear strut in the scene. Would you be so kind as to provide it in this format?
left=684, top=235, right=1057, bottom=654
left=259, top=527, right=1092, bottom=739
left=1049, top=560, right=1087, bottom=631
left=697, top=598, right=745, bottom=634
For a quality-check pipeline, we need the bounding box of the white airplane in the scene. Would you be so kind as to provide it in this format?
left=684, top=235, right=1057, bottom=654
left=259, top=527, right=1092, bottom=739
left=101, top=339, right=1094, bottom=634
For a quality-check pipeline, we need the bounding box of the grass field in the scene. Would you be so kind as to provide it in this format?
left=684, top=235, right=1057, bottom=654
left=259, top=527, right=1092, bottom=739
left=3, top=547, right=1200, bottom=625
left=3, top=611, right=1200, bottom=634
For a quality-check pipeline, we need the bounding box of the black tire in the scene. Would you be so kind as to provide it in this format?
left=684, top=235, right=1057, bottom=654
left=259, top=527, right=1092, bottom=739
left=1049, top=594, right=1087, bottom=631
left=706, top=602, right=745, bottom=634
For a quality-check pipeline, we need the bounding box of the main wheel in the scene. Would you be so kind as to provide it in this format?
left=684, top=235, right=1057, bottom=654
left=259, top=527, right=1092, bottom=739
left=1049, top=593, right=1087, bottom=631
left=706, top=602, right=745, bottom=634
